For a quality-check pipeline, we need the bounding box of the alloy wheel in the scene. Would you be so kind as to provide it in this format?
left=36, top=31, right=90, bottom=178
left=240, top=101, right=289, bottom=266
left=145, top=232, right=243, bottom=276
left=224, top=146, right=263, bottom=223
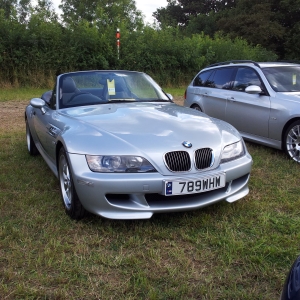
left=286, top=124, right=300, bottom=162
left=59, top=153, right=73, bottom=209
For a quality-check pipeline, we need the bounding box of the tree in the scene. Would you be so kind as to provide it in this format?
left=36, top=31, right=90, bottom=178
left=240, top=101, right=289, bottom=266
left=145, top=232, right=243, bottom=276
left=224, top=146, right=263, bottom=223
left=270, top=0, right=300, bottom=59
left=17, top=0, right=31, bottom=23
left=157, top=0, right=300, bottom=60
left=32, top=0, right=58, bottom=22
left=0, top=0, right=17, bottom=19
left=59, top=0, right=143, bottom=31
left=212, top=0, right=300, bottom=59
left=153, top=1, right=188, bottom=27
left=0, top=0, right=57, bottom=23
left=153, top=0, right=235, bottom=27
left=215, top=1, right=284, bottom=54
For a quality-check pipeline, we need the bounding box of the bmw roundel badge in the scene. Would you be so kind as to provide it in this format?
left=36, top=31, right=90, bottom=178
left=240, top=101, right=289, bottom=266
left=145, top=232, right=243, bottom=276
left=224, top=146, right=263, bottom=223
left=182, top=141, right=192, bottom=148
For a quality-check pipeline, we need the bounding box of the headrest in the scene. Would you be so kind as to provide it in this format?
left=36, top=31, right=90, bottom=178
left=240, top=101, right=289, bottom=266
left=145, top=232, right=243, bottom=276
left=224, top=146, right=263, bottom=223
left=62, top=77, right=77, bottom=93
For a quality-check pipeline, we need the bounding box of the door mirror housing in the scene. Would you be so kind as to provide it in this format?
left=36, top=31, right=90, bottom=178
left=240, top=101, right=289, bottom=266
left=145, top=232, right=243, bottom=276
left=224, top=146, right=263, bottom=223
left=245, top=85, right=262, bottom=94
left=30, top=98, right=46, bottom=114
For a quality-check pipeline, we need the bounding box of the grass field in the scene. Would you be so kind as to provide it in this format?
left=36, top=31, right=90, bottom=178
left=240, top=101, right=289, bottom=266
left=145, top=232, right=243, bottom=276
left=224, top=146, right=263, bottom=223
left=0, top=88, right=300, bottom=299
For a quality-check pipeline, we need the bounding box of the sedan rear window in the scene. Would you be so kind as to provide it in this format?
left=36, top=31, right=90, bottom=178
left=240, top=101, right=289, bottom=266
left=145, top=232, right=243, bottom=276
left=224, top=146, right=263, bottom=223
left=193, top=70, right=213, bottom=87
left=207, top=67, right=235, bottom=89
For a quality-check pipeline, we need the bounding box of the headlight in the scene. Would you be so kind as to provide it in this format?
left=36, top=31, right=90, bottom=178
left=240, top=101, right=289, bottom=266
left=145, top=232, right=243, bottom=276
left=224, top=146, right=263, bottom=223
left=220, top=140, right=245, bottom=163
left=86, top=155, right=157, bottom=173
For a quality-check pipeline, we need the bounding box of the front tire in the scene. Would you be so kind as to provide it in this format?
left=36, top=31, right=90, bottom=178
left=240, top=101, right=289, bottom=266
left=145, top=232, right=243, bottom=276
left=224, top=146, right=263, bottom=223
left=58, top=147, right=86, bottom=220
left=26, top=119, right=39, bottom=156
left=284, top=120, right=300, bottom=163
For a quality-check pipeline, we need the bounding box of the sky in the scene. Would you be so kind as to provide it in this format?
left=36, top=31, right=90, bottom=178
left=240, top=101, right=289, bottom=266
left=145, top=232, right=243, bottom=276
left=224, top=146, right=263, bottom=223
left=51, top=0, right=168, bottom=24
left=135, top=0, right=168, bottom=23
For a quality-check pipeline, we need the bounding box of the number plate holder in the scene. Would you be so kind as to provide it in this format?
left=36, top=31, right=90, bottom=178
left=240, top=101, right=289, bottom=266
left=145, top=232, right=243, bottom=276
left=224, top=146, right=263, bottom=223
left=164, top=172, right=226, bottom=196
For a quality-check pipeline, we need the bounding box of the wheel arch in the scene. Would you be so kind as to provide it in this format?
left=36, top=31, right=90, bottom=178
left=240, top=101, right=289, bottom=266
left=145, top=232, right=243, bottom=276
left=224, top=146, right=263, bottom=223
left=190, top=103, right=203, bottom=111
left=56, top=141, right=64, bottom=171
left=281, top=117, right=300, bottom=149
left=56, top=143, right=87, bottom=219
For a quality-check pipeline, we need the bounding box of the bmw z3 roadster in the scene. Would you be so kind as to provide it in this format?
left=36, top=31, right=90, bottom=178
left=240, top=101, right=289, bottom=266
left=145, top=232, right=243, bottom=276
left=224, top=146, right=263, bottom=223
left=25, top=70, right=252, bottom=220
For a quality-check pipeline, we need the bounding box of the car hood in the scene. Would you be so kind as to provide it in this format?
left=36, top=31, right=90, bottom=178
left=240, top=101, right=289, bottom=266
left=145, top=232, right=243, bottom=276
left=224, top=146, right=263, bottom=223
left=276, top=92, right=300, bottom=103
left=59, top=103, right=240, bottom=173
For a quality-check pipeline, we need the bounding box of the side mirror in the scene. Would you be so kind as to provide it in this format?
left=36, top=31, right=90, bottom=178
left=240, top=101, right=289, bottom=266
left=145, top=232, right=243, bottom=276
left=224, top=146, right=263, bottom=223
left=30, top=98, right=46, bottom=114
left=245, top=85, right=262, bottom=94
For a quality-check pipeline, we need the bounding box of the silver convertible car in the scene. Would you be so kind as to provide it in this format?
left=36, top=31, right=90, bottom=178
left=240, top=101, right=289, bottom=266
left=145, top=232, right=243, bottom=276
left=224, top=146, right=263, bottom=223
left=25, top=70, right=252, bottom=220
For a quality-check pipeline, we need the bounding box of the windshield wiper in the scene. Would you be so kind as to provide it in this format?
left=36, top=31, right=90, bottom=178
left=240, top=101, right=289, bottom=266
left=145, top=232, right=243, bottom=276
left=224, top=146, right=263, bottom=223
left=108, top=99, right=136, bottom=103
left=144, top=99, right=170, bottom=102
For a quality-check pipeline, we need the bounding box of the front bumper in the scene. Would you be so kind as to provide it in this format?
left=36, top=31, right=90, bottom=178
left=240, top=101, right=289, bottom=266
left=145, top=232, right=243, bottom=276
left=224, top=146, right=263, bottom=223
left=68, top=152, right=252, bottom=219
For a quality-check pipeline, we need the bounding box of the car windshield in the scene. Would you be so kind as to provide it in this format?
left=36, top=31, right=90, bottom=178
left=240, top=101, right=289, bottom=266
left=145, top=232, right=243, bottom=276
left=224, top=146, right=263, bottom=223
left=262, top=66, right=300, bottom=92
left=58, top=71, right=170, bottom=108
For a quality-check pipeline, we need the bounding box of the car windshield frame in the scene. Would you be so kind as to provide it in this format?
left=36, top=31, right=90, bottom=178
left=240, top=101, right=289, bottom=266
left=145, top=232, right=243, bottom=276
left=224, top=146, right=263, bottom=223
left=57, top=71, right=171, bottom=109
left=262, top=66, right=300, bottom=92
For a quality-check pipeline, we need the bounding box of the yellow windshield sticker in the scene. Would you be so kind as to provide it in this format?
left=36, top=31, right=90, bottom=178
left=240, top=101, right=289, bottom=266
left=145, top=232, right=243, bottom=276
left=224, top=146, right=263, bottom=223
left=293, top=74, right=297, bottom=85
left=107, top=79, right=116, bottom=95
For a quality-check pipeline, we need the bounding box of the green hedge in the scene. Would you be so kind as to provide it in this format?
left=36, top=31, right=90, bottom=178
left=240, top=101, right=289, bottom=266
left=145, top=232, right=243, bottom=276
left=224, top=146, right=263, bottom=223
left=0, top=13, right=277, bottom=87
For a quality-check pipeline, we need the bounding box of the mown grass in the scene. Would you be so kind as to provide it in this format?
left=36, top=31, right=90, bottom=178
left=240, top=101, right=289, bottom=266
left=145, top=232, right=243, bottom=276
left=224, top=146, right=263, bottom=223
left=164, top=87, right=186, bottom=97
left=0, top=88, right=300, bottom=299
left=0, top=87, right=48, bottom=102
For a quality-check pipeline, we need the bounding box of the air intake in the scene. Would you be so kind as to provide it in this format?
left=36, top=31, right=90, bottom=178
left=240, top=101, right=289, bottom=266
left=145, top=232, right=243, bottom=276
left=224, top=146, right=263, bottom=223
left=195, top=148, right=213, bottom=170
left=164, top=151, right=191, bottom=172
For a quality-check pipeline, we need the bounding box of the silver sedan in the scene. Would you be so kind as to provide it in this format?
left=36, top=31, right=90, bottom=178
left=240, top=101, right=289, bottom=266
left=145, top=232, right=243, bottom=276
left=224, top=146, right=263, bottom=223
left=184, top=61, right=300, bottom=162
left=25, top=70, right=252, bottom=220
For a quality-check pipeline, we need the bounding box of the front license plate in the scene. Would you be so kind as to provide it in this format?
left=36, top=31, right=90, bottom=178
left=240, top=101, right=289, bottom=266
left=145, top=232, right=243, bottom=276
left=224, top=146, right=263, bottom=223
left=164, top=172, right=226, bottom=196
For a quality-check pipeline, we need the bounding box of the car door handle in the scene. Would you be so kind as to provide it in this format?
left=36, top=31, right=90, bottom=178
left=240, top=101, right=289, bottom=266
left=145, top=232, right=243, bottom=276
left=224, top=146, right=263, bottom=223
left=227, top=97, right=236, bottom=102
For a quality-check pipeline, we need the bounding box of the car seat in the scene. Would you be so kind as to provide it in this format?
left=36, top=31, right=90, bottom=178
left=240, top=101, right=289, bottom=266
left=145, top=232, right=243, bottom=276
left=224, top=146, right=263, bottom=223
left=62, top=77, right=80, bottom=104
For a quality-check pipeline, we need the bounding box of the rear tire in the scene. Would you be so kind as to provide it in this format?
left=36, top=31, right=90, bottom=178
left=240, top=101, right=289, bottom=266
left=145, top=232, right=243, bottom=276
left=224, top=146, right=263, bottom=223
left=58, top=147, right=86, bottom=220
left=284, top=120, right=300, bottom=163
left=191, top=104, right=202, bottom=112
left=26, top=120, right=39, bottom=156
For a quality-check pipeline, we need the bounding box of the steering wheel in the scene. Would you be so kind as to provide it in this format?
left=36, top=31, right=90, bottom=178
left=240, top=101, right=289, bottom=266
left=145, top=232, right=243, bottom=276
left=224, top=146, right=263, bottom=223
left=67, top=92, right=92, bottom=103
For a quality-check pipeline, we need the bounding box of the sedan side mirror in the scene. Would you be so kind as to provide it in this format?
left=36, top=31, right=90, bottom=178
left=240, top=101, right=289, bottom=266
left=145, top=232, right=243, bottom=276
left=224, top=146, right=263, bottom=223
left=245, top=85, right=262, bottom=94
left=30, top=98, right=46, bottom=114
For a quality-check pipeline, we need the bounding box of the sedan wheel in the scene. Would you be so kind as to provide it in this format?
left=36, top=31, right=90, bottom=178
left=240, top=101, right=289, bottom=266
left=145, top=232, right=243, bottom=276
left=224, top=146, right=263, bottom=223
left=284, top=121, right=300, bottom=162
left=58, top=147, right=86, bottom=219
left=26, top=120, right=39, bottom=156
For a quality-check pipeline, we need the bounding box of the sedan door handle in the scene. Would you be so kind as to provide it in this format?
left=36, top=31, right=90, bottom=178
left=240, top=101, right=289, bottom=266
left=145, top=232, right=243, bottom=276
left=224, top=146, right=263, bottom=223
left=227, top=97, right=236, bottom=102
